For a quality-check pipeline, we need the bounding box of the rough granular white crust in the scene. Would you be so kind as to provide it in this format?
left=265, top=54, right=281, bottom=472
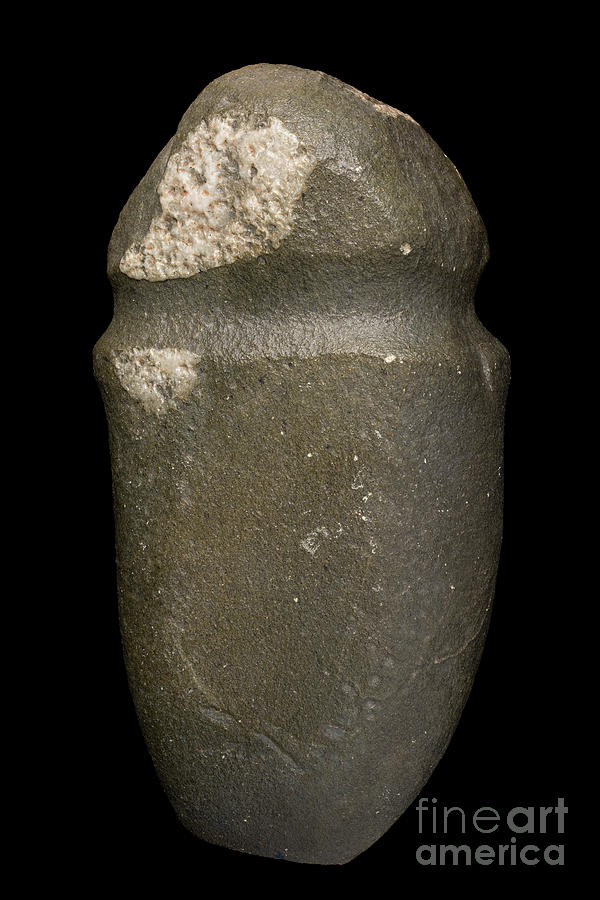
left=112, top=348, right=201, bottom=413
left=119, top=115, right=316, bottom=281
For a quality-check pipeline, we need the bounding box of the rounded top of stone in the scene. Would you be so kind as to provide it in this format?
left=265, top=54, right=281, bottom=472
left=109, top=64, right=488, bottom=288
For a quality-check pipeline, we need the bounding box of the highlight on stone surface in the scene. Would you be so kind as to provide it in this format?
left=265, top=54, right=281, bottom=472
left=95, top=63, right=509, bottom=865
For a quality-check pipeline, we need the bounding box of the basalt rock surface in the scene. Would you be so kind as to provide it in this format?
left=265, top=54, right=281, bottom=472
left=94, top=63, right=509, bottom=865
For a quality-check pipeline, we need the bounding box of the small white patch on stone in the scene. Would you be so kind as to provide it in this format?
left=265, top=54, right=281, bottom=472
left=351, top=466, right=366, bottom=490
left=400, top=242, right=412, bottom=255
left=120, top=115, right=316, bottom=280
left=325, top=147, right=364, bottom=182
left=384, top=354, right=396, bottom=364
left=300, top=526, right=330, bottom=556
left=112, top=348, right=201, bottom=413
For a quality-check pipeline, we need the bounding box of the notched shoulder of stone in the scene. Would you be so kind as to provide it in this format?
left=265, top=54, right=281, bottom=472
left=112, top=63, right=484, bottom=286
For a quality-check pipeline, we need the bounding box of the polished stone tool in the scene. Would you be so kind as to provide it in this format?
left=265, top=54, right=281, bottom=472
left=94, top=63, right=509, bottom=865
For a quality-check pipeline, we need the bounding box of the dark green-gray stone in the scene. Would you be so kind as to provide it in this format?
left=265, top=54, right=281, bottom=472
left=94, top=63, right=509, bottom=865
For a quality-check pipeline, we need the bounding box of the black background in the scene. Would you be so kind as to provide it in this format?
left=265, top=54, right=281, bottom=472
left=45, top=13, right=576, bottom=889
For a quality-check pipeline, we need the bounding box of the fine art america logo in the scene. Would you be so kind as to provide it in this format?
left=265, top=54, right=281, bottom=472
left=415, top=797, right=567, bottom=866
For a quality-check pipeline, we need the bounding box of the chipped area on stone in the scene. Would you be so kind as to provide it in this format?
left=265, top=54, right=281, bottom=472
left=400, top=242, right=412, bottom=255
left=120, top=115, right=316, bottom=281
left=372, top=100, right=416, bottom=121
left=340, top=81, right=418, bottom=123
left=112, top=348, right=201, bottom=413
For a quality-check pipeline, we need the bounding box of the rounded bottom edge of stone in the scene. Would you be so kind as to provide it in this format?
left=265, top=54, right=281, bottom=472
left=176, top=817, right=380, bottom=866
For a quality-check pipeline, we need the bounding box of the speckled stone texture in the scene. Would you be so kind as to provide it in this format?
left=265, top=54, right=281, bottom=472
left=94, top=63, right=509, bottom=865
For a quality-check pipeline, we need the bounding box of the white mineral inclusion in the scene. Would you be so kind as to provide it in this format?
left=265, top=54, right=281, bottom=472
left=119, top=115, right=317, bottom=281
left=112, top=348, right=201, bottom=414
